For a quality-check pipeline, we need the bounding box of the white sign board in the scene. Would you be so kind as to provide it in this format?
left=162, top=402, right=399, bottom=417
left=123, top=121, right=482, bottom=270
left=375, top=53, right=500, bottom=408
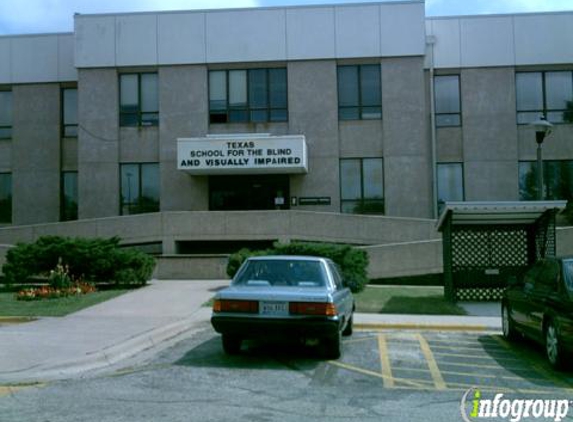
left=177, top=135, right=308, bottom=175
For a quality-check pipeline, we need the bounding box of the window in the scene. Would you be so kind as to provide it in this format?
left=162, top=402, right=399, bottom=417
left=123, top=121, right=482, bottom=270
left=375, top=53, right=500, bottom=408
left=120, top=163, right=160, bottom=215
left=61, top=172, right=78, bottom=221
left=519, top=160, right=573, bottom=200
left=337, top=65, right=381, bottom=120
left=119, top=73, right=159, bottom=127
left=0, top=91, right=12, bottom=139
left=209, top=68, right=287, bottom=124
left=516, top=71, right=573, bottom=124
left=0, top=173, right=11, bottom=223
left=437, top=163, right=464, bottom=212
left=435, top=75, right=461, bottom=127
left=340, top=158, right=384, bottom=214
left=62, top=88, right=78, bottom=137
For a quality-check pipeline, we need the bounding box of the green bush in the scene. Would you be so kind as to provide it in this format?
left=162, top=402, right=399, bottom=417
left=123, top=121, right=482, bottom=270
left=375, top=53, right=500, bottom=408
left=226, top=242, right=369, bottom=293
left=2, top=236, right=155, bottom=285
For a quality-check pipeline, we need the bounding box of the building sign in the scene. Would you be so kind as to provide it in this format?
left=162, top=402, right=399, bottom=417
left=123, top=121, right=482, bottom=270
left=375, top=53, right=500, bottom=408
left=177, top=135, right=308, bottom=175
left=298, top=197, right=331, bottom=206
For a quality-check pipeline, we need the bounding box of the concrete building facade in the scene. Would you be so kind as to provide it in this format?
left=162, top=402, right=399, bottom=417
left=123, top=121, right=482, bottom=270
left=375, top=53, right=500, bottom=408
left=0, top=1, right=572, bottom=261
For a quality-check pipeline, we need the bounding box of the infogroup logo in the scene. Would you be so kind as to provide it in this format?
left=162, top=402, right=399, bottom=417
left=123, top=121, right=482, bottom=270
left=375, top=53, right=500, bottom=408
left=460, top=388, right=570, bottom=422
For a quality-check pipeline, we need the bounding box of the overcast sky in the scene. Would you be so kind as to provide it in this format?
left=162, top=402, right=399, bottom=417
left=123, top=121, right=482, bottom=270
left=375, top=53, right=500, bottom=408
left=0, top=0, right=572, bottom=35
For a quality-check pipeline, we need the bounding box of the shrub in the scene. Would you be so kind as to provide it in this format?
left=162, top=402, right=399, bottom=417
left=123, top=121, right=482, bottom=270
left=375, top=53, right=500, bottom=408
left=226, top=242, right=369, bottom=293
left=2, top=236, right=155, bottom=285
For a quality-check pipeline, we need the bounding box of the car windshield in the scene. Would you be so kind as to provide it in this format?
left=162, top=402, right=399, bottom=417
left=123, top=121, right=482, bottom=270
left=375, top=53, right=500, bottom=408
left=233, top=259, right=328, bottom=287
left=563, top=259, right=573, bottom=293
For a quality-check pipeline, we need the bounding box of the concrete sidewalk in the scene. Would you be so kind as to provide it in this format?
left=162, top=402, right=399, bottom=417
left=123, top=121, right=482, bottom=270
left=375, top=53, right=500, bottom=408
left=0, top=281, right=501, bottom=384
left=0, top=280, right=228, bottom=384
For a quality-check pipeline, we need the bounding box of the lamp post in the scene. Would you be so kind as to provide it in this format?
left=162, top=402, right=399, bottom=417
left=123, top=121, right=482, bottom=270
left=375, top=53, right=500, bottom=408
left=530, top=116, right=553, bottom=200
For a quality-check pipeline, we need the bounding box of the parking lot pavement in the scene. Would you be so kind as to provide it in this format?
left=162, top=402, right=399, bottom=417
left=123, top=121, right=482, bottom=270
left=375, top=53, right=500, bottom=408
left=334, top=330, right=573, bottom=395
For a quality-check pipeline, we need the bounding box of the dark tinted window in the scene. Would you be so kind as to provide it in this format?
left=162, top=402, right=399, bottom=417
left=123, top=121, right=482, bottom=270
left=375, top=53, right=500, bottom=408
left=0, top=91, right=12, bottom=139
left=337, top=64, right=381, bottom=120
left=120, top=163, right=160, bottom=215
left=435, top=75, right=461, bottom=127
left=120, top=73, right=158, bottom=127
left=0, top=173, right=11, bottom=223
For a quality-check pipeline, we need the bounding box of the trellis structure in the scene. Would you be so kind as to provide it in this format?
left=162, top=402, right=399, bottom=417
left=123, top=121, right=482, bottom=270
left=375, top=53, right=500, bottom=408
left=437, top=201, right=567, bottom=302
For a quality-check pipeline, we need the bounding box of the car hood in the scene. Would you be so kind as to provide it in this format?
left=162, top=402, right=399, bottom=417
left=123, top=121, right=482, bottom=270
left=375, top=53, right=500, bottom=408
left=216, top=286, right=333, bottom=302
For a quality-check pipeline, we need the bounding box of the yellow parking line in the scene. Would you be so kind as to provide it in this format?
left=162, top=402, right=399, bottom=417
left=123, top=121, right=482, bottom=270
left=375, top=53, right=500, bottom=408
left=416, top=333, right=447, bottom=390
left=426, top=337, right=503, bottom=347
left=377, top=334, right=394, bottom=388
left=429, top=343, right=504, bottom=352
left=432, top=351, right=521, bottom=362
left=343, top=336, right=378, bottom=344
left=438, top=360, right=526, bottom=371
left=328, top=361, right=433, bottom=390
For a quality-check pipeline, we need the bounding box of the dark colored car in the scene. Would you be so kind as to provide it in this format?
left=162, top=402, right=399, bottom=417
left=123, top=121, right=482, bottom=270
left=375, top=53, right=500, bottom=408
left=502, top=257, right=573, bottom=369
left=211, top=255, right=354, bottom=359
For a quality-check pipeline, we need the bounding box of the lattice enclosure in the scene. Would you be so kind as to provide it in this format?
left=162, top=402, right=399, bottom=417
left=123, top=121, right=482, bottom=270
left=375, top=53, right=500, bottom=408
left=442, top=210, right=558, bottom=302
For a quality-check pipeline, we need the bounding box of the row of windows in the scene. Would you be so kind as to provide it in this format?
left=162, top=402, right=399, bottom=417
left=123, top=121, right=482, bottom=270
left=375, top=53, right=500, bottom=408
left=435, top=71, right=573, bottom=127
left=1, top=70, right=571, bottom=136
left=3, top=160, right=573, bottom=223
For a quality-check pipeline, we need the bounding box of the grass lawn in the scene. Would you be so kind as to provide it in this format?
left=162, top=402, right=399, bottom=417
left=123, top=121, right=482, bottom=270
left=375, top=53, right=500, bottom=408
left=354, top=285, right=466, bottom=315
left=0, top=290, right=129, bottom=317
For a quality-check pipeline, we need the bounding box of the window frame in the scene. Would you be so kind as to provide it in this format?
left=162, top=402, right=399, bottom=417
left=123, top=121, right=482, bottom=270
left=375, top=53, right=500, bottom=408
left=208, top=68, right=288, bottom=124
left=0, top=90, right=13, bottom=140
left=434, top=75, right=462, bottom=128
left=61, top=87, right=78, bottom=138
left=516, top=70, right=573, bottom=125
left=339, top=157, right=385, bottom=215
left=337, top=64, right=382, bottom=121
left=119, top=162, right=160, bottom=216
left=0, top=172, right=12, bottom=224
left=437, top=162, right=465, bottom=210
left=60, top=171, right=78, bottom=222
left=119, top=72, right=159, bottom=128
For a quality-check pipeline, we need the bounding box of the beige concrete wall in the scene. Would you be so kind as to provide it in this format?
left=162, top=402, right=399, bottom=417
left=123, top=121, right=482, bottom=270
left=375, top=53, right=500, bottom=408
left=78, top=69, right=120, bottom=219
left=0, top=211, right=439, bottom=247
left=288, top=60, right=339, bottom=213
left=461, top=67, right=519, bottom=201
left=153, top=255, right=228, bottom=280
left=382, top=57, right=432, bottom=218
left=12, top=84, right=61, bottom=224
left=362, top=239, right=443, bottom=279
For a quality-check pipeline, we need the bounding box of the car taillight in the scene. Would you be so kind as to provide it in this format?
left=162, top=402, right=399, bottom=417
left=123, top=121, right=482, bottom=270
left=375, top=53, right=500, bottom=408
left=289, top=302, right=337, bottom=316
left=213, top=299, right=258, bottom=313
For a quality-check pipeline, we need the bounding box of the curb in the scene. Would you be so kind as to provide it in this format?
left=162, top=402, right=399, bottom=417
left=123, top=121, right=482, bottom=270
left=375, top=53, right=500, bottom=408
left=0, top=308, right=212, bottom=384
left=0, top=317, right=36, bottom=324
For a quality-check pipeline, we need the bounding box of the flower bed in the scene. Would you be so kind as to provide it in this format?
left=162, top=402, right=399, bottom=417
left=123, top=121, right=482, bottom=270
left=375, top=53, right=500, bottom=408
left=16, top=283, right=96, bottom=301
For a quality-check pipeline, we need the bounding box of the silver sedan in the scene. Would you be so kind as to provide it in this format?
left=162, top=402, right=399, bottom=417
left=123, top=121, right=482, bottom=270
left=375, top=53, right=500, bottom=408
left=211, top=255, right=355, bottom=359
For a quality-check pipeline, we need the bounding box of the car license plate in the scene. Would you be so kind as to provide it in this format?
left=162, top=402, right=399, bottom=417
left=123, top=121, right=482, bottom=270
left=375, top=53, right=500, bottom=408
left=260, top=301, right=289, bottom=316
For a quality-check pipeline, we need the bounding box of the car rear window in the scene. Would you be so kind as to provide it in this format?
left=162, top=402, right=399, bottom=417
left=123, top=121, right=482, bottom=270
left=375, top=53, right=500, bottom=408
left=233, top=259, right=328, bottom=287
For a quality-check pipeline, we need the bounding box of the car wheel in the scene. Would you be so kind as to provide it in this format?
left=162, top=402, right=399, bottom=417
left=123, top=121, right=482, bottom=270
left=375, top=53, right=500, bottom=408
left=323, top=331, right=342, bottom=360
left=222, top=334, right=242, bottom=355
left=501, top=303, right=518, bottom=340
left=545, top=320, right=564, bottom=370
left=342, top=315, right=353, bottom=337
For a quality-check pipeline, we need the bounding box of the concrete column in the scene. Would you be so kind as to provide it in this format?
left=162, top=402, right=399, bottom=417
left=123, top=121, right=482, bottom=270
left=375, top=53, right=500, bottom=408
left=382, top=57, right=432, bottom=218
left=12, top=84, right=60, bottom=224
left=77, top=69, right=120, bottom=218
left=288, top=60, right=339, bottom=213
left=159, top=66, right=209, bottom=211
left=461, top=67, right=519, bottom=200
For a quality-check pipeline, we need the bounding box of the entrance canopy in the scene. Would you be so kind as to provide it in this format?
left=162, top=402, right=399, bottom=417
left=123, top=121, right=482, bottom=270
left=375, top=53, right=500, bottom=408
left=177, top=134, right=308, bottom=175
left=437, top=201, right=567, bottom=301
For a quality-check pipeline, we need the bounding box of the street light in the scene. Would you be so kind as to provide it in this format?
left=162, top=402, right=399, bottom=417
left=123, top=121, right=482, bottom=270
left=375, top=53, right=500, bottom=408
left=530, top=116, right=553, bottom=200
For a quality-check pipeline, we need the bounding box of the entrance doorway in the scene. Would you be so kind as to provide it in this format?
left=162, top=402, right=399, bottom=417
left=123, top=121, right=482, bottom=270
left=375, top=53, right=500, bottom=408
left=209, top=175, right=290, bottom=211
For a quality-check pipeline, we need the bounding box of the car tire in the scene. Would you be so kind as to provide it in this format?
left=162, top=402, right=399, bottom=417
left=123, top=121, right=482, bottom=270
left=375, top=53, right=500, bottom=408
left=323, top=331, right=342, bottom=360
left=342, top=315, right=353, bottom=337
left=501, top=303, right=518, bottom=341
left=545, top=320, right=564, bottom=370
left=222, top=334, right=242, bottom=355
